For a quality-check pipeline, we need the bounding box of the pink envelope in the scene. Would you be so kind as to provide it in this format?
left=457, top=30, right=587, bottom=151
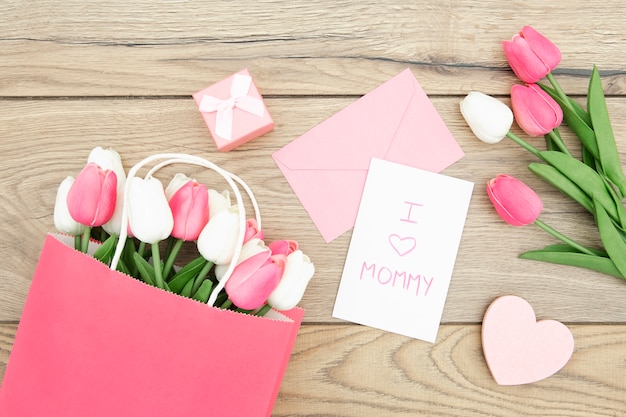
left=272, top=68, right=465, bottom=242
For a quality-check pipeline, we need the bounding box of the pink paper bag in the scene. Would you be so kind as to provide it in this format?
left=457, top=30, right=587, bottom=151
left=0, top=234, right=303, bottom=417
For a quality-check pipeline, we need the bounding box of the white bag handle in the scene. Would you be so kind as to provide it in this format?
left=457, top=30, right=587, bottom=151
left=110, top=153, right=260, bottom=307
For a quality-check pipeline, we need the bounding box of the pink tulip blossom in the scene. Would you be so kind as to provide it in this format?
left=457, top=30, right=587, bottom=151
left=486, top=174, right=543, bottom=226
left=66, top=162, right=117, bottom=227
left=243, top=218, right=264, bottom=244
left=268, top=240, right=299, bottom=256
left=502, top=26, right=561, bottom=84
left=511, top=84, right=563, bottom=137
left=225, top=250, right=285, bottom=310
left=168, top=179, right=209, bottom=241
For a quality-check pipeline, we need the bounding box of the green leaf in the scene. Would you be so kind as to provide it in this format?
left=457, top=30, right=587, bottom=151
left=588, top=65, right=626, bottom=197
left=528, top=162, right=594, bottom=214
left=133, top=252, right=156, bottom=287
left=520, top=248, right=624, bottom=280
left=192, top=280, right=213, bottom=303
left=93, top=235, right=118, bottom=264
left=539, top=150, right=623, bottom=221
left=180, top=278, right=194, bottom=298
left=168, top=256, right=208, bottom=294
left=539, top=83, right=599, bottom=158
left=122, top=238, right=138, bottom=278
left=593, top=196, right=626, bottom=278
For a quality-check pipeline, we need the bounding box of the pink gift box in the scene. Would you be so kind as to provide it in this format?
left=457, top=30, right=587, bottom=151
left=193, top=69, right=274, bottom=152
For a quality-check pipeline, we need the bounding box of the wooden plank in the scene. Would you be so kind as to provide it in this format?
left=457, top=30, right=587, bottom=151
left=0, top=323, right=624, bottom=416
left=1, top=0, right=626, bottom=96
left=0, top=98, right=625, bottom=323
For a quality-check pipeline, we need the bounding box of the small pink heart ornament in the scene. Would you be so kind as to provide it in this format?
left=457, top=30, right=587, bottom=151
left=481, top=295, right=574, bottom=385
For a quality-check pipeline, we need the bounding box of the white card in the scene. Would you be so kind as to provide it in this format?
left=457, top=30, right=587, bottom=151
left=332, top=158, right=474, bottom=343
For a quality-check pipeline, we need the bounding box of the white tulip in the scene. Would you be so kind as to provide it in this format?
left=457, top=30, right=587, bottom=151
left=460, top=92, right=513, bottom=144
left=127, top=177, right=173, bottom=244
left=165, top=173, right=193, bottom=201
left=208, top=189, right=231, bottom=219
left=53, top=176, right=86, bottom=236
left=197, top=205, right=241, bottom=265
left=267, top=250, right=315, bottom=311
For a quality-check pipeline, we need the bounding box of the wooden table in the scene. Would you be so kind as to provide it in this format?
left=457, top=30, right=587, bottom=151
left=1, top=1, right=625, bottom=415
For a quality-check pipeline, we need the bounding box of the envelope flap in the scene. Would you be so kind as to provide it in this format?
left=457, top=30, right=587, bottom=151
left=273, top=69, right=416, bottom=170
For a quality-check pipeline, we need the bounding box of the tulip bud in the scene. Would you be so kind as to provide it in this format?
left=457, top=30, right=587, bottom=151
left=460, top=92, right=514, bottom=144
left=67, top=162, right=117, bottom=227
left=243, top=218, right=264, bottom=244
left=225, top=251, right=285, bottom=310
left=268, top=239, right=299, bottom=256
left=197, top=205, right=241, bottom=265
left=208, top=189, right=231, bottom=219
left=511, top=84, right=563, bottom=137
left=268, top=250, right=315, bottom=311
left=88, top=147, right=127, bottom=236
left=165, top=173, right=193, bottom=201
left=486, top=174, right=543, bottom=226
left=127, top=177, right=174, bottom=244
left=502, top=26, right=561, bottom=84
left=168, top=179, right=209, bottom=241
left=53, top=176, right=87, bottom=236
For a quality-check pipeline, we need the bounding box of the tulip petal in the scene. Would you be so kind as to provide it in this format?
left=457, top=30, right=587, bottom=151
left=520, top=26, right=561, bottom=71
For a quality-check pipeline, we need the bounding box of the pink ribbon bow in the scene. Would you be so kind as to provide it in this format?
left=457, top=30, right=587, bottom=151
left=198, top=74, right=265, bottom=141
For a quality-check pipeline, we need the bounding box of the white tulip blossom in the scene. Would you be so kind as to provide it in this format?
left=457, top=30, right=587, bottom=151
left=460, top=92, right=513, bottom=144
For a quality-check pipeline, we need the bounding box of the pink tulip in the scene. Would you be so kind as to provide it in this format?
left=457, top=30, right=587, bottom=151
left=486, top=174, right=543, bottom=226
left=168, top=180, right=209, bottom=241
left=268, top=239, right=298, bottom=256
left=511, top=84, right=563, bottom=137
left=67, top=162, right=117, bottom=227
left=243, top=218, right=264, bottom=244
left=502, top=26, right=561, bottom=83
left=225, top=250, right=285, bottom=310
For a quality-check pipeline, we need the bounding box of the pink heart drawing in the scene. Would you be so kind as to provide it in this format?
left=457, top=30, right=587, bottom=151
left=388, top=234, right=416, bottom=257
left=481, top=295, right=574, bottom=386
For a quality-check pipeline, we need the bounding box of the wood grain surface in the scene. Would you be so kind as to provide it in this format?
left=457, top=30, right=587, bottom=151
left=1, top=1, right=625, bottom=415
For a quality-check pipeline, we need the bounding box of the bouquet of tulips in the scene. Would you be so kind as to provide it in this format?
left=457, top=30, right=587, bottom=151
left=53, top=147, right=315, bottom=313
left=461, top=26, right=626, bottom=281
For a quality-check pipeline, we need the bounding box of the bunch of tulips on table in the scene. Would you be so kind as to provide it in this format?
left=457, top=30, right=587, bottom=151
left=461, top=25, right=626, bottom=281
left=53, top=147, right=315, bottom=314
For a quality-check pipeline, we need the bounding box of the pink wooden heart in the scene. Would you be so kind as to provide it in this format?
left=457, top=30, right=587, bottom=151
left=388, top=234, right=416, bottom=257
left=481, top=295, right=574, bottom=385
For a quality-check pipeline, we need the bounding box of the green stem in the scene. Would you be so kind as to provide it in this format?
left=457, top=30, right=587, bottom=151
left=534, top=219, right=596, bottom=256
left=138, top=241, right=147, bottom=258
left=506, top=131, right=542, bottom=159
left=74, top=234, right=82, bottom=251
left=191, top=260, right=214, bottom=294
left=547, top=129, right=572, bottom=156
left=220, top=299, right=233, bottom=310
left=80, top=227, right=92, bottom=253
left=546, top=72, right=574, bottom=112
left=255, top=304, right=272, bottom=316
left=151, top=243, right=165, bottom=289
left=162, top=238, right=184, bottom=279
